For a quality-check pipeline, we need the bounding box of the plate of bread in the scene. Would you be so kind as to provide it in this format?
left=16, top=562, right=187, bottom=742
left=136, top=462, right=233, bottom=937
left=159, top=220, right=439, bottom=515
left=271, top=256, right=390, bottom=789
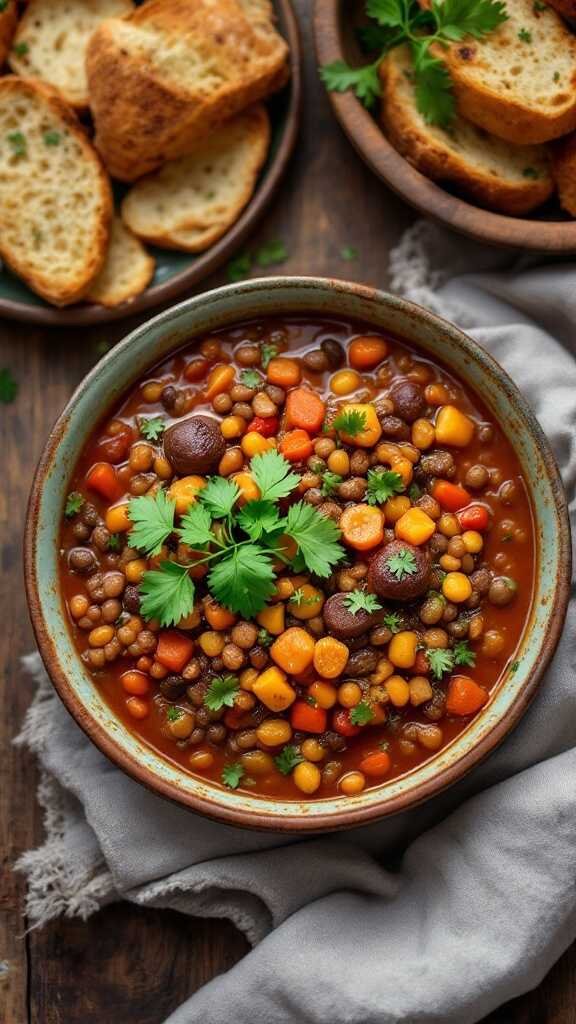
left=0, top=0, right=299, bottom=324
left=314, top=0, right=576, bottom=251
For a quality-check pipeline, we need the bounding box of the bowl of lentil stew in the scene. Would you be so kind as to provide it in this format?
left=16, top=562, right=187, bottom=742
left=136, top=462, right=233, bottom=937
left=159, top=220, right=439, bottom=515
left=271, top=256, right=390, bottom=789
left=25, top=277, right=571, bottom=831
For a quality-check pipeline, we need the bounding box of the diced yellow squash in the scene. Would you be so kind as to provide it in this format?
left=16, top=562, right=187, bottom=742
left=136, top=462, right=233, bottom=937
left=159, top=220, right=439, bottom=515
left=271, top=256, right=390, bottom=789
left=257, top=603, right=285, bottom=636
left=168, top=475, right=206, bottom=515
left=252, top=666, right=296, bottom=712
left=338, top=403, right=382, bottom=448
left=435, top=405, right=475, bottom=447
left=395, top=507, right=436, bottom=545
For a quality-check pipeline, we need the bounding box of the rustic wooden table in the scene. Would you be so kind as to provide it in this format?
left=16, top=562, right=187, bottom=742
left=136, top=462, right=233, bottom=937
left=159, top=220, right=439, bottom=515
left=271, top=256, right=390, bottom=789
left=1, top=4, right=574, bottom=1021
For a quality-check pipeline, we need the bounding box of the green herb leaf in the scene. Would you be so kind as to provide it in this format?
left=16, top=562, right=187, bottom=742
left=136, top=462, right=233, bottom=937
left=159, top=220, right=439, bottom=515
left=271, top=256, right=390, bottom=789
left=518, top=27, right=532, bottom=41
left=260, top=342, right=279, bottom=370
left=108, top=534, right=121, bottom=551
left=128, top=490, right=175, bottom=556
left=412, top=41, right=455, bottom=128
left=320, top=470, right=343, bottom=497
left=13, top=41, right=29, bottom=56
left=408, top=482, right=422, bottom=502
left=250, top=449, right=300, bottom=502
left=432, top=0, right=508, bottom=38
left=366, top=468, right=404, bottom=505
left=427, top=647, right=454, bottom=681
left=44, top=130, right=61, bottom=146
left=340, top=245, right=358, bottom=261
left=350, top=701, right=374, bottom=726
left=177, top=502, right=214, bottom=547
left=282, top=500, right=345, bottom=578
left=274, top=744, right=305, bottom=775
left=382, top=611, right=403, bottom=633
left=258, top=627, right=274, bottom=648
left=332, top=408, right=368, bottom=437
left=453, top=640, right=476, bottom=668
left=320, top=59, right=382, bottom=110
left=139, top=562, right=195, bottom=627
left=240, top=369, right=263, bottom=389
left=237, top=500, right=281, bottom=541
left=386, top=547, right=417, bottom=580
left=255, top=240, right=288, bottom=267
left=204, top=674, right=240, bottom=711
left=64, top=491, right=84, bottom=518
left=227, top=253, right=251, bottom=282
left=166, top=706, right=183, bottom=722
left=343, top=590, right=382, bottom=615
left=221, top=762, right=245, bottom=789
left=290, top=587, right=318, bottom=607
left=139, top=416, right=166, bottom=441
left=209, top=544, right=276, bottom=617
left=0, top=367, right=17, bottom=403
left=509, top=659, right=520, bottom=675
left=7, top=131, right=26, bottom=157
left=198, top=476, right=239, bottom=519
left=365, top=0, right=405, bottom=27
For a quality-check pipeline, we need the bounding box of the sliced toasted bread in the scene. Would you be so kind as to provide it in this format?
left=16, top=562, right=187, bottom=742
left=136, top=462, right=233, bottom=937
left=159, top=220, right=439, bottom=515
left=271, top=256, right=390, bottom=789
left=433, top=0, right=576, bottom=144
left=8, top=0, right=134, bottom=109
left=0, top=2, right=18, bottom=66
left=86, top=216, right=155, bottom=307
left=551, top=133, right=576, bottom=215
left=0, top=78, right=112, bottom=306
left=545, top=0, right=576, bottom=16
left=122, top=104, right=270, bottom=251
left=381, top=46, right=553, bottom=216
left=86, top=0, right=289, bottom=181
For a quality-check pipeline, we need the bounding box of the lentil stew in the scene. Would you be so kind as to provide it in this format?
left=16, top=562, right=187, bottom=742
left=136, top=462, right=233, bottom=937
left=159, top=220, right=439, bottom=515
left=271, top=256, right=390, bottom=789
left=59, top=316, right=535, bottom=801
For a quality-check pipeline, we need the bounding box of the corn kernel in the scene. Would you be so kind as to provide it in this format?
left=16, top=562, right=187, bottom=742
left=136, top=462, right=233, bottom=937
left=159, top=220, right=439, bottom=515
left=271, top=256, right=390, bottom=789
left=442, top=572, right=473, bottom=604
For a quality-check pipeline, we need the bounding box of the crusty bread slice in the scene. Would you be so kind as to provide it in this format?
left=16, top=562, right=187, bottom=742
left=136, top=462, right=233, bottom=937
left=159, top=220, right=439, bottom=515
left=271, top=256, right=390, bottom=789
left=0, top=78, right=112, bottom=306
left=8, top=0, right=134, bottom=109
left=86, top=216, right=155, bottom=306
left=86, top=0, right=289, bottom=181
left=0, top=2, right=18, bottom=67
left=122, top=104, right=270, bottom=251
left=433, top=0, right=576, bottom=144
left=546, top=0, right=576, bottom=16
left=551, top=133, right=576, bottom=215
left=381, top=46, right=553, bottom=216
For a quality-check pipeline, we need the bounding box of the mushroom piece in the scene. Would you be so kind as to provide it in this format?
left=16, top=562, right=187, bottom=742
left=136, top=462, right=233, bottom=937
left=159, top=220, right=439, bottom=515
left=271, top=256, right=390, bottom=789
left=163, top=415, right=225, bottom=475
left=323, top=592, right=381, bottom=640
left=368, top=540, right=431, bottom=601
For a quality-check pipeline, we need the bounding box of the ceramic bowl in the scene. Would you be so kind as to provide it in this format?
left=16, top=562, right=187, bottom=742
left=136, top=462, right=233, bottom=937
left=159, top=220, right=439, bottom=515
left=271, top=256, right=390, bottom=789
left=25, top=277, right=571, bottom=831
left=313, top=0, right=576, bottom=252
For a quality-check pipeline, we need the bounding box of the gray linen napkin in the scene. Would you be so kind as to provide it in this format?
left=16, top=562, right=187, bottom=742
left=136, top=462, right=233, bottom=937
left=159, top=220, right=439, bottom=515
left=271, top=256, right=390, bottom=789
left=17, top=221, right=576, bottom=1023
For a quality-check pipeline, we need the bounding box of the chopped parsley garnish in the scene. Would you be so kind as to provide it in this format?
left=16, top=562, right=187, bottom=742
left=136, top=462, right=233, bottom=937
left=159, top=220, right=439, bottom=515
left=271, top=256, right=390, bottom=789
left=427, top=647, right=454, bottom=681
left=0, top=367, right=17, bottom=403
left=290, top=587, right=318, bottom=607
left=343, top=590, right=382, bottom=615
left=320, top=0, right=508, bottom=127
left=13, top=41, right=29, bottom=57
left=408, top=482, right=422, bottom=502
left=166, top=706, right=183, bottom=722
left=553, top=71, right=560, bottom=82
left=382, top=611, right=403, bottom=633
left=453, top=640, right=476, bottom=668
left=7, top=131, right=26, bottom=157
left=44, top=130, right=61, bottom=146
left=340, top=245, right=358, bottom=261
left=139, top=416, right=165, bottom=441
left=64, top=492, right=84, bottom=518
left=366, top=468, right=404, bottom=505
left=204, top=675, right=240, bottom=711
left=227, top=252, right=251, bottom=282
left=240, top=369, right=263, bottom=389
left=350, top=701, right=374, bottom=726
left=518, top=27, right=532, bottom=41
left=255, top=239, right=288, bottom=267
left=258, top=628, right=274, bottom=648
left=274, top=745, right=305, bottom=775
left=522, top=166, right=540, bottom=179
left=332, top=408, right=367, bottom=437
left=221, top=762, right=245, bottom=789
left=108, top=533, right=121, bottom=551
left=260, top=341, right=279, bottom=370
left=386, top=547, right=417, bottom=580
left=320, top=470, right=343, bottom=497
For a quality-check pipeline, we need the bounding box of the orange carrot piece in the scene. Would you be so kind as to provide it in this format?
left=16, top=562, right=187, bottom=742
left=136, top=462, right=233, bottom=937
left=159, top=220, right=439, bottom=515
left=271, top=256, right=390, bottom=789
left=86, top=462, right=123, bottom=502
left=359, top=750, right=392, bottom=777
left=340, top=503, right=384, bottom=551
left=286, top=387, right=326, bottom=433
left=279, top=429, right=313, bottom=462
left=290, top=700, right=327, bottom=733
left=266, top=357, right=302, bottom=389
left=156, top=630, right=195, bottom=672
left=446, top=675, right=489, bottom=716
left=431, top=479, right=471, bottom=512
left=348, top=336, right=389, bottom=370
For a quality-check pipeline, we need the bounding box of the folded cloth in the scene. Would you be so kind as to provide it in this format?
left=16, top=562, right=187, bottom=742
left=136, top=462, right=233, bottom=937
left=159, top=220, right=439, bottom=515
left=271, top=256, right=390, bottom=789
left=16, top=221, right=576, bottom=1024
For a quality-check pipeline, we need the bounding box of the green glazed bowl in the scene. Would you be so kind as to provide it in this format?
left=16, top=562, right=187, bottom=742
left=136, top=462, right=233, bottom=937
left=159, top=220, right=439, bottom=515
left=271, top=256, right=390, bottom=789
left=24, top=277, right=572, bottom=831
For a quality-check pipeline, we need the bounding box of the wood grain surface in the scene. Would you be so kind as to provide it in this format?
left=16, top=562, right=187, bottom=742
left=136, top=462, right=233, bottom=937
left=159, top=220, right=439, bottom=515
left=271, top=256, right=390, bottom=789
left=0, top=3, right=574, bottom=1021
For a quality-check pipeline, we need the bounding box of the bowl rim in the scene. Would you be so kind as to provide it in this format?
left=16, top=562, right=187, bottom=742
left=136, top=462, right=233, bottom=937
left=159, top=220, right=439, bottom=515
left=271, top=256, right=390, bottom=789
left=0, top=0, right=301, bottom=328
left=313, top=0, right=576, bottom=253
left=24, top=276, right=572, bottom=832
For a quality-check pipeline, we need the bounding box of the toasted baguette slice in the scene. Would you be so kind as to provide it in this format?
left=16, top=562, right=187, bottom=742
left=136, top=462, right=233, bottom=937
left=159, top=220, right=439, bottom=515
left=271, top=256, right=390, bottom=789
left=551, top=133, right=576, bottom=215
left=0, top=1, right=18, bottom=66
left=8, top=0, right=134, bottom=109
left=122, top=105, right=270, bottom=251
left=86, top=0, right=289, bottom=182
left=381, top=47, right=553, bottom=216
left=433, top=0, right=576, bottom=144
left=0, top=78, right=112, bottom=306
left=86, top=216, right=155, bottom=307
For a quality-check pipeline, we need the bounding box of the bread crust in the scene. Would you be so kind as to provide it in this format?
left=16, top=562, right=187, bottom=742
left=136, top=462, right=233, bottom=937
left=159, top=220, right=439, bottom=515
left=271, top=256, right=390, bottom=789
left=0, top=78, right=113, bottom=305
left=552, top=133, right=576, bottom=215
left=86, top=0, right=289, bottom=181
left=542, top=0, right=576, bottom=19
left=86, top=216, right=155, bottom=306
left=0, top=2, right=18, bottom=66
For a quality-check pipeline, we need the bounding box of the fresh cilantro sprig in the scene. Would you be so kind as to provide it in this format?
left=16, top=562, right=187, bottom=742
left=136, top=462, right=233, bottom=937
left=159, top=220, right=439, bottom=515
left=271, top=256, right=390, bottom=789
left=382, top=611, right=403, bottom=633
left=320, top=471, right=343, bottom=497
left=427, top=647, right=454, bottom=681
left=366, top=469, right=404, bottom=505
left=386, top=547, right=417, bottom=580
left=261, top=342, right=279, bottom=370
left=320, top=0, right=508, bottom=127
left=332, top=408, right=367, bottom=437
left=221, top=762, right=245, bottom=789
left=453, top=640, right=476, bottom=668
left=139, top=561, right=195, bottom=628
left=350, top=701, right=374, bottom=726
left=275, top=745, right=305, bottom=775
left=204, top=675, right=240, bottom=711
left=251, top=449, right=300, bottom=501
left=240, top=369, right=263, bottom=389
left=64, top=491, right=84, bottom=518
left=344, top=590, right=382, bottom=615
left=139, top=416, right=165, bottom=441
left=129, top=488, right=175, bottom=556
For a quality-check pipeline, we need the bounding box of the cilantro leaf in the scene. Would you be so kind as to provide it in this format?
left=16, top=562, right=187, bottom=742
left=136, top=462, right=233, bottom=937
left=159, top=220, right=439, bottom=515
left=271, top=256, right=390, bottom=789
left=204, top=675, right=240, bottom=711
left=320, top=471, right=342, bottom=497
left=366, top=468, right=404, bottom=505
left=198, top=476, right=239, bottom=519
left=274, top=745, right=305, bottom=775
left=320, top=59, right=382, bottom=110
left=7, top=131, right=26, bottom=156
left=332, top=408, right=367, bottom=437
left=412, top=41, right=455, bottom=128
left=139, top=562, right=195, bottom=627
left=255, top=240, right=288, bottom=267
left=260, top=342, right=279, bottom=370
left=139, top=416, right=165, bottom=441
left=221, top=762, right=245, bottom=789
left=343, top=590, right=382, bottom=615
left=258, top=627, right=274, bottom=647
left=108, top=534, right=121, bottom=551
left=350, top=701, right=374, bottom=726
left=427, top=647, right=454, bottom=681
left=177, top=502, right=214, bottom=547
left=12, top=41, right=28, bottom=57
left=227, top=253, right=251, bottom=282
left=382, top=611, right=403, bottom=633
left=0, top=367, right=17, bottom=403
left=290, top=587, right=318, bottom=608
left=386, top=547, right=417, bottom=580
left=240, top=369, right=263, bottom=389
left=250, top=449, right=300, bottom=502
left=44, top=130, right=61, bottom=147
left=282, top=501, right=345, bottom=578
left=453, top=640, right=476, bottom=668
left=357, top=22, right=404, bottom=52
left=64, top=491, right=83, bottom=518
left=128, top=489, right=175, bottom=556
left=209, top=544, right=276, bottom=617
left=432, top=0, right=508, bottom=38
left=365, top=0, right=405, bottom=27
left=237, top=500, right=281, bottom=540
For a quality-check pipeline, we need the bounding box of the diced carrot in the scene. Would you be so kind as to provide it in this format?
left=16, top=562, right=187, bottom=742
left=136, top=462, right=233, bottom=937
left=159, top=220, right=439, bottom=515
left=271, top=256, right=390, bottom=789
left=290, top=700, right=327, bottom=734
left=340, top=503, right=384, bottom=551
left=313, top=636, right=349, bottom=679
left=205, top=363, right=235, bottom=400
left=286, top=387, right=326, bottom=433
left=431, top=479, right=471, bottom=512
left=279, top=429, right=313, bottom=463
left=267, top=357, right=302, bottom=389
left=270, top=627, right=316, bottom=674
left=156, top=630, right=195, bottom=672
left=332, top=708, right=361, bottom=737
left=446, top=675, right=489, bottom=716
left=204, top=598, right=237, bottom=630
left=458, top=504, right=490, bottom=531
left=359, top=750, right=391, bottom=777
left=348, top=336, right=389, bottom=370
left=86, top=462, right=123, bottom=502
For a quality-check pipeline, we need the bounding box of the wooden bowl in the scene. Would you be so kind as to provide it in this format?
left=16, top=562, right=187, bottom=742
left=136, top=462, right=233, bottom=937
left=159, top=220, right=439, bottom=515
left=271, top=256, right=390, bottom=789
left=0, top=0, right=301, bottom=327
left=313, top=0, right=576, bottom=252
left=24, top=277, right=571, bottom=832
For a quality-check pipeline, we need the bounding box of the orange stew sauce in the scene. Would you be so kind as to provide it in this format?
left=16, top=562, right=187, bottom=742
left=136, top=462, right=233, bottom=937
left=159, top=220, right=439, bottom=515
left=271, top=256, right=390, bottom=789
left=59, top=317, right=535, bottom=801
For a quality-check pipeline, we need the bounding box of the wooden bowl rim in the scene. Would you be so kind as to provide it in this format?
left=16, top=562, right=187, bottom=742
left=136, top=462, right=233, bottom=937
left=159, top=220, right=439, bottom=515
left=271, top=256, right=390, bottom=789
left=0, top=0, right=301, bottom=327
left=313, top=0, right=576, bottom=252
